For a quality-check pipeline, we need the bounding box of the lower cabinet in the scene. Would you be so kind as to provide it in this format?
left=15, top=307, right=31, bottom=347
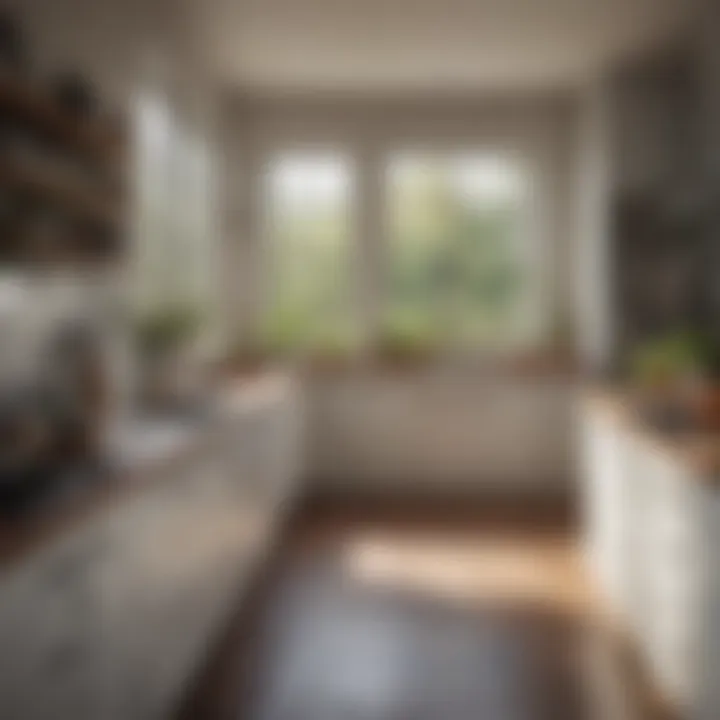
left=0, top=525, right=108, bottom=720
left=579, top=408, right=632, bottom=616
left=581, top=401, right=720, bottom=720
left=96, top=447, right=253, bottom=720
left=0, top=381, right=302, bottom=720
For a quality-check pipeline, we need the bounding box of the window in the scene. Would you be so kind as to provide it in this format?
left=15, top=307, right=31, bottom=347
left=133, top=89, right=219, bottom=342
left=385, top=152, right=533, bottom=351
left=262, top=152, right=355, bottom=353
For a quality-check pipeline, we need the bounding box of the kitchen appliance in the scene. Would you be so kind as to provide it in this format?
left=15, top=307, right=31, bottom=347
left=0, top=280, right=117, bottom=511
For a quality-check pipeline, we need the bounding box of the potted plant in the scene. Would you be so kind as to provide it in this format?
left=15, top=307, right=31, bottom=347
left=301, top=327, right=363, bottom=373
left=224, top=337, right=274, bottom=377
left=629, top=330, right=718, bottom=427
left=373, top=318, right=440, bottom=371
left=134, top=303, right=202, bottom=409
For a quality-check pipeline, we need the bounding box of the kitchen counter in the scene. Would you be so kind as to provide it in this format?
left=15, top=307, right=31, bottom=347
left=0, top=373, right=294, bottom=569
left=580, top=387, right=720, bottom=716
left=583, top=387, right=720, bottom=480
left=0, top=372, right=302, bottom=720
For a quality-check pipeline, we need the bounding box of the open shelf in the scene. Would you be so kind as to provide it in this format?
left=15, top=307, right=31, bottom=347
left=0, top=157, right=120, bottom=225
left=0, top=61, right=126, bottom=266
left=0, top=69, right=124, bottom=162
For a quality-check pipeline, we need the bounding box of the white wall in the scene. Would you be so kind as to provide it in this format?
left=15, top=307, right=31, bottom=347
left=573, top=83, right=616, bottom=372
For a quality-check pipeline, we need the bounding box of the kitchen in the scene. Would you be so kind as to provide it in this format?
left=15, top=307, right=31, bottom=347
left=1, top=0, right=720, bottom=719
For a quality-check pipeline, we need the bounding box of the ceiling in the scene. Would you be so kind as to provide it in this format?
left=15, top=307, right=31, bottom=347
left=194, top=0, right=698, bottom=94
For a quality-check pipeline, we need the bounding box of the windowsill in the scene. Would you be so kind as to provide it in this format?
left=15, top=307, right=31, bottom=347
left=224, top=351, right=581, bottom=381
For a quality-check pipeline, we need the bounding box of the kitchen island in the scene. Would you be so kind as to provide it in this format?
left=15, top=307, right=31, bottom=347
left=580, top=388, right=720, bottom=719
left=0, top=374, right=302, bottom=720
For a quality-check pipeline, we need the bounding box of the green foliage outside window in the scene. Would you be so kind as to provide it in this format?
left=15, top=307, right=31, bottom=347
left=261, top=153, right=529, bottom=358
left=386, top=157, right=526, bottom=350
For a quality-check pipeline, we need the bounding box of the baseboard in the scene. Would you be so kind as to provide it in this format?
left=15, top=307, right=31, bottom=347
left=297, top=480, right=578, bottom=528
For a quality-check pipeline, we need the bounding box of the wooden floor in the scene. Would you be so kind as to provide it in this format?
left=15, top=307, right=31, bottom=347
left=179, top=500, right=669, bottom=720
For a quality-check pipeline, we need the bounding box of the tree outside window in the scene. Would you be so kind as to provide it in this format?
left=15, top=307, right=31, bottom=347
left=385, top=153, right=532, bottom=352
left=262, top=153, right=356, bottom=355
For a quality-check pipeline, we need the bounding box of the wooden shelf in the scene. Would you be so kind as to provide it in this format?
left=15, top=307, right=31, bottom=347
left=0, top=65, right=126, bottom=266
left=0, top=69, right=124, bottom=161
left=0, top=157, right=120, bottom=225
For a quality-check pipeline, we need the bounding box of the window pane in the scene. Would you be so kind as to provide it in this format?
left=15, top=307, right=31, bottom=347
left=263, top=153, right=355, bottom=352
left=386, top=153, right=530, bottom=350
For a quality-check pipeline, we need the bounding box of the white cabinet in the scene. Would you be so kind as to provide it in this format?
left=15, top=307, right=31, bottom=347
left=635, top=452, right=702, bottom=710
left=637, top=464, right=720, bottom=720
left=581, top=397, right=720, bottom=720
left=95, top=386, right=302, bottom=720
left=311, top=375, right=572, bottom=492
left=96, top=447, right=258, bottom=720
left=0, top=524, right=108, bottom=720
left=580, top=407, right=632, bottom=616
left=0, top=377, right=303, bottom=720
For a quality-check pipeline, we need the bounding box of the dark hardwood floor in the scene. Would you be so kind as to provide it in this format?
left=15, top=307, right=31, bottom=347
left=178, top=499, right=671, bottom=720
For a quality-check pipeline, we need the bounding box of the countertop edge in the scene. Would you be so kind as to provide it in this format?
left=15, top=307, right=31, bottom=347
left=581, top=387, right=720, bottom=483
left=0, top=373, right=295, bottom=571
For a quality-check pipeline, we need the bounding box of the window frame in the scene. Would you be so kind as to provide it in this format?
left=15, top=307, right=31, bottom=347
left=254, top=139, right=555, bottom=363
left=259, top=146, right=360, bottom=354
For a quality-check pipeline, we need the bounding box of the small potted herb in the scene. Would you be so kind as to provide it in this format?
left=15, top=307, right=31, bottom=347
left=224, top=338, right=273, bottom=377
left=374, top=318, right=439, bottom=370
left=134, top=303, right=202, bottom=409
left=630, top=330, right=717, bottom=427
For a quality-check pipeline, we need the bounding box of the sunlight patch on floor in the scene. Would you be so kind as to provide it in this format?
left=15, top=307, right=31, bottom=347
left=342, top=531, right=594, bottom=613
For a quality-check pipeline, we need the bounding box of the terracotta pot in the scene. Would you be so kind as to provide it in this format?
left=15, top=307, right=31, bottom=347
left=693, top=386, right=720, bottom=431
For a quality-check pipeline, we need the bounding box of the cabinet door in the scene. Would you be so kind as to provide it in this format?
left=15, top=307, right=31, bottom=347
left=223, top=395, right=301, bottom=527
left=621, top=437, right=662, bottom=648
left=692, top=491, right=720, bottom=720
left=221, top=414, right=276, bottom=558
left=638, top=450, right=704, bottom=710
left=96, top=447, right=259, bottom=720
left=580, top=410, right=629, bottom=615
left=0, top=524, right=108, bottom=720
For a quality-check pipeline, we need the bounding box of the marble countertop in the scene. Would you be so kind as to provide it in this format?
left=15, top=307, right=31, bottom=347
left=583, top=387, right=720, bottom=481
left=0, top=372, right=295, bottom=568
